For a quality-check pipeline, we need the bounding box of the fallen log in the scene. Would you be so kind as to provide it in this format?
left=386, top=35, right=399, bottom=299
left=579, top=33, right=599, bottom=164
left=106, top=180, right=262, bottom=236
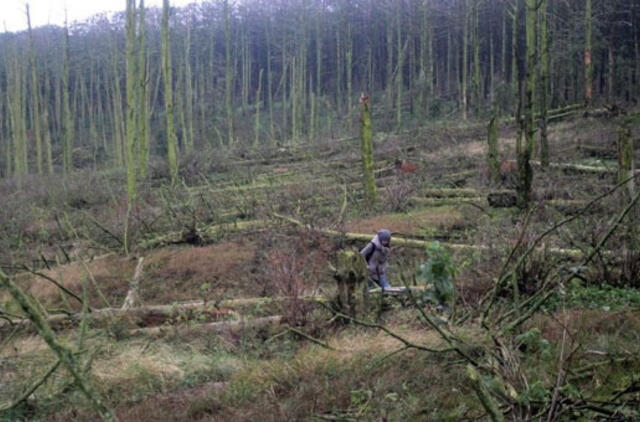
left=139, top=219, right=267, bottom=249
left=488, top=191, right=517, bottom=208
left=129, top=315, right=284, bottom=338
left=272, top=213, right=584, bottom=260
left=409, top=197, right=485, bottom=208
left=439, top=170, right=476, bottom=186
left=531, top=160, right=613, bottom=176
left=420, top=188, right=478, bottom=198
left=488, top=192, right=601, bottom=214
left=0, top=296, right=326, bottom=334
left=578, top=145, right=617, bottom=159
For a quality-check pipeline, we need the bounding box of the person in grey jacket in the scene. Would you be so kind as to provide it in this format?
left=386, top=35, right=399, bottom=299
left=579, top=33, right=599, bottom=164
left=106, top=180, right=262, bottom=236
left=360, top=229, right=392, bottom=290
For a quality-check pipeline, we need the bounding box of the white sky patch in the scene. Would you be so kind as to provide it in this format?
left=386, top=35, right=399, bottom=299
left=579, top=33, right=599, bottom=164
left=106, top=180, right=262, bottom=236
left=1, top=0, right=200, bottom=32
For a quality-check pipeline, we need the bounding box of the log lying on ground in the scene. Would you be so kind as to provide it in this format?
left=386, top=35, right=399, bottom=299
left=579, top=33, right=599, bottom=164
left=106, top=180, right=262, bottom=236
left=487, top=191, right=601, bottom=214
left=488, top=191, right=517, bottom=208
left=409, top=197, right=486, bottom=208
left=546, top=199, right=601, bottom=215
left=439, top=170, right=476, bottom=186
left=420, top=188, right=478, bottom=198
left=531, top=160, right=614, bottom=176
left=129, top=315, right=284, bottom=338
left=272, top=213, right=584, bottom=260
left=0, top=296, right=326, bottom=334
left=139, top=219, right=266, bottom=249
left=504, top=104, right=583, bottom=125
left=578, top=145, right=617, bottom=159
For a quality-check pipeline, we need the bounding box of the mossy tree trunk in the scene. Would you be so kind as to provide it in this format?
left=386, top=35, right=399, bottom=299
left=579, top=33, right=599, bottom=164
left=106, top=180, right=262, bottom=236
left=487, top=116, right=500, bottom=184
left=462, top=0, right=469, bottom=121
left=125, top=0, right=138, bottom=203
left=511, top=0, right=520, bottom=99
left=62, top=19, right=73, bottom=176
left=27, top=4, right=43, bottom=176
left=584, top=0, right=593, bottom=107
left=539, top=0, right=550, bottom=168
left=360, top=94, right=376, bottom=205
left=224, top=0, right=234, bottom=145
left=333, top=250, right=369, bottom=319
left=472, top=0, right=480, bottom=119
left=137, top=0, right=150, bottom=179
left=162, top=0, right=178, bottom=184
left=617, top=125, right=634, bottom=198
left=395, top=3, right=403, bottom=129
left=517, top=0, right=537, bottom=209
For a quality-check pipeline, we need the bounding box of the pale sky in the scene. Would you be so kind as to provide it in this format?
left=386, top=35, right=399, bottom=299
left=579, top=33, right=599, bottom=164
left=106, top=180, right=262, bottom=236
left=1, top=0, right=199, bottom=32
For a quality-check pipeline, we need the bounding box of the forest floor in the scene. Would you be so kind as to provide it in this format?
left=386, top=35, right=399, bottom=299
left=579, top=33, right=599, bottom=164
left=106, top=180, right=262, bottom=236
left=1, top=112, right=640, bottom=421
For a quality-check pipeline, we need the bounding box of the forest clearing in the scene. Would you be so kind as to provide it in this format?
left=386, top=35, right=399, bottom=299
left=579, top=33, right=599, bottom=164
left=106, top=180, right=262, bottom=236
left=1, top=0, right=640, bottom=421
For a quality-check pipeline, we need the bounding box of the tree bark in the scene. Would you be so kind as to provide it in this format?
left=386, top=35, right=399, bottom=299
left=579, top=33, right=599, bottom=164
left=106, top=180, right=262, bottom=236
left=162, top=0, right=178, bottom=184
left=360, top=94, right=377, bottom=205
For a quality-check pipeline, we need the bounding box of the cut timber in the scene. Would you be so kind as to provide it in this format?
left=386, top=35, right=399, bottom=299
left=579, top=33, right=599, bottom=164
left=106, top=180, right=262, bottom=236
left=488, top=190, right=517, bottom=208
left=0, top=296, right=325, bottom=334
left=504, top=104, right=583, bottom=124
left=440, top=170, right=476, bottom=186
left=139, top=219, right=265, bottom=249
left=578, top=145, right=617, bottom=159
left=421, top=188, right=478, bottom=198
left=129, top=315, right=283, bottom=337
left=272, top=213, right=584, bottom=260
left=121, top=257, right=144, bottom=309
left=333, top=250, right=369, bottom=318
left=409, top=197, right=485, bottom=208
left=531, top=160, right=613, bottom=176
left=547, top=200, right=598, bottom=215
left=488, top=192, right=598, bottom=214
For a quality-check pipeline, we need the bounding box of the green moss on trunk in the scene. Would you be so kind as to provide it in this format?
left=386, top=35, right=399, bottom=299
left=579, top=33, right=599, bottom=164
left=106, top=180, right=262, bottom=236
left=360, top=94, right=377, bottom=205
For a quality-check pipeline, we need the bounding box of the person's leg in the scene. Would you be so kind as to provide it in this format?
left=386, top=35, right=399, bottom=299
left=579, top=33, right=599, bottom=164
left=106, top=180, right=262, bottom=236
left=378, top=276, right=390, bottom=290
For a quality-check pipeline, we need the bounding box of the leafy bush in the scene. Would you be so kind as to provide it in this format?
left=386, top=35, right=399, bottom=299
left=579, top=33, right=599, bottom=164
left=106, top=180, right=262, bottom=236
left=545, top=279, right=640, bottom=311
left=415, top=241, right=457, bottom=306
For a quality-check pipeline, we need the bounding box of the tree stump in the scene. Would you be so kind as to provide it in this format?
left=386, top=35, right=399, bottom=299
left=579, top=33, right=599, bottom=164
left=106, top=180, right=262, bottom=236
left=333, top=250, right=369, bottom=319
left=488, top=190, right=517, bottom=208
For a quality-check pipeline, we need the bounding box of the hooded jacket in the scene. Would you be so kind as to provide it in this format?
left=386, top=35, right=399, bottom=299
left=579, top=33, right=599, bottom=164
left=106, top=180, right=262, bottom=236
left=359, top=233, right=390, bottom=282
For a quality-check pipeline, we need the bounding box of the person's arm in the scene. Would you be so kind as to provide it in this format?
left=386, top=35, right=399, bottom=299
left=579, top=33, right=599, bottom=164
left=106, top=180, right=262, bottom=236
left=360, top=242, right=373, bottom=257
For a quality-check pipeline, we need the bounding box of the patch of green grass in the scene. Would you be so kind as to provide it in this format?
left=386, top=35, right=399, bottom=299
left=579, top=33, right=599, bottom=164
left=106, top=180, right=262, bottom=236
left=546, top=280, right=640, bottom=311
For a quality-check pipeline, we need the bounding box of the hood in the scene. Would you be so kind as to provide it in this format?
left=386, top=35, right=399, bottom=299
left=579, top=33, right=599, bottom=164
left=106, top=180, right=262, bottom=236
left=372, top=233, right=390, bottom=253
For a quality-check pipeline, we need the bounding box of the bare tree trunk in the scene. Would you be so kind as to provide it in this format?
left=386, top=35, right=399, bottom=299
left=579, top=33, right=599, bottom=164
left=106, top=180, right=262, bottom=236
left=162, top=0, right=178, bottom=183
left=62, top=19, right=73, bottom=176
left=462, top=0, right=469, bottom=121
left=27, top=5, right=43, bottom=175
left=360, top=94, right=376, bottom=205
left=540, top=0, right=550, bottom=168
left=584, top=0, right=593, bottom=106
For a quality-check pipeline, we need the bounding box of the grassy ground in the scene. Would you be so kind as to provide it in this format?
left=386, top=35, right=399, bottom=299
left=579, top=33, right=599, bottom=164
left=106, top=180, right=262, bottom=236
left=1, top=113, right=640, bottom=421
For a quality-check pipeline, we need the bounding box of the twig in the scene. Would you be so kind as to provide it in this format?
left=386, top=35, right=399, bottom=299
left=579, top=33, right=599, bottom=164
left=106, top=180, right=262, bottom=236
left=369, top=345, right=411, bottom=369
left=483, top=173, right=640, bottom=324
left=404, top=287, right=482, bottom=367
left=546, top=313, right=569, bottom=422
left=82, top=211, right=124, bottom=247
left=287, top=326, right=336, bottom=350
left=22, top=266, right=86, bottom=309
left=0, top=269, right=119, bottom=421
left=0, top=360, right=61, bottom=413
left=318, top=302, right=454, bottom=355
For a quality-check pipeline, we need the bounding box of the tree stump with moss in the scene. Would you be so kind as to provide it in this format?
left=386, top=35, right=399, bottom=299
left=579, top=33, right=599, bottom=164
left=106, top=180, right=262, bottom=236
left=333, top=250, right=369, bottom=319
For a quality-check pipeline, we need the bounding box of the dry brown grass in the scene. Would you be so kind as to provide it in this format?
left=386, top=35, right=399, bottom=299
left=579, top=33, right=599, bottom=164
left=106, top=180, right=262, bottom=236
left=143, top=240, right=258, bottom=304
left=344, top=206, right=465, bottom=235
left=529, top=310, right=640, bottom=343
left=10, top=256, right=137, bottom=309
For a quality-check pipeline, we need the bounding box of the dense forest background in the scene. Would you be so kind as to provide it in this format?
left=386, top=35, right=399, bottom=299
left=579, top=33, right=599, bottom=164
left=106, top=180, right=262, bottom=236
left=0, top=0, right=638, bottom=181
